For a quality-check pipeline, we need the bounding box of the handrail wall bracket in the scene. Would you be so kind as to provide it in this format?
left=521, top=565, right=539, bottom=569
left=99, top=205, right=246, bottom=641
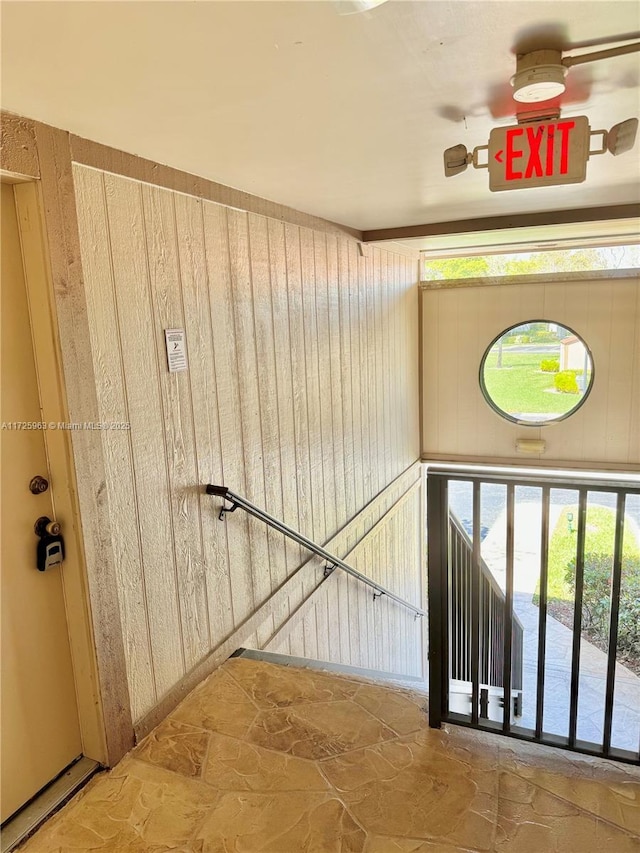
left=218, top=501, right=239, bottom=522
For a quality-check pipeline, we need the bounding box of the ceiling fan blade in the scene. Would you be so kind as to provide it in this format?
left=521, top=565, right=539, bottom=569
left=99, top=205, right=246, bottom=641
left=333, top=0, right=389, bottom=15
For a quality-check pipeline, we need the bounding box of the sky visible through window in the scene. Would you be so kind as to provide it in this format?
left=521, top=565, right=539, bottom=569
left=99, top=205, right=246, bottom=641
left=423, top=244, right=640, bottom=280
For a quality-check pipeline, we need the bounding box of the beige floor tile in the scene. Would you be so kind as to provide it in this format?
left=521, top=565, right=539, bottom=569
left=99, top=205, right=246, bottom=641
left=203, top=732, right=331, bottom=791
left=366, top=838, right=479, bottom=852
left=171, top=669, right=258, bottom=739
left=133, top=718, right=209, bottom=778
left=496, top=770, right=640, bottom=851
left=246, top=699, right=396, bottom=760
left=225, top=657, right=359, bottom=708
left=18, top=757, right=218, bottom=852
left=191, top=792, right=366, bottom=852
left=499, top=740, right=640, bottom=835
left=18, top=658, right=640, bottom=853
left=499, top=736, right=640, bottom=782
left=352, top=682, right=428, bottom=736
left=322, top=732, right=498, bottom=851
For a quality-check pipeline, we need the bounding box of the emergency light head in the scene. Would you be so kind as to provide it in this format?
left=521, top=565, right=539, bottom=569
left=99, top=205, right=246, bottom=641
left=511, top=50, right=567, bottom=103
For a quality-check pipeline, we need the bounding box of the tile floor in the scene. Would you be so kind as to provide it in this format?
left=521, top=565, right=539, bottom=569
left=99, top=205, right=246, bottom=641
left=18, top=656, right=640, bottom=852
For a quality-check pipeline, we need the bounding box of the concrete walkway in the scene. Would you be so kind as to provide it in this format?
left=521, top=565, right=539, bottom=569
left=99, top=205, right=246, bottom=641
left=480, top=502, right=640, bottom=753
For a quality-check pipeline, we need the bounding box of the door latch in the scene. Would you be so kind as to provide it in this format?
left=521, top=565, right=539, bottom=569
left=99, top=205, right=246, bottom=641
left=34, top=516, right=65, bottom=572
left=29, top=475, right=49, bottom=494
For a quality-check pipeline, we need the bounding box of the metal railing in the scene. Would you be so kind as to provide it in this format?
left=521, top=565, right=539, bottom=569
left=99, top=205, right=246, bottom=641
left=449, top=512, right=524, bottom=721
left=205, top=484, right=425, bottom=619
left=427, top=467, right=640, bottom=765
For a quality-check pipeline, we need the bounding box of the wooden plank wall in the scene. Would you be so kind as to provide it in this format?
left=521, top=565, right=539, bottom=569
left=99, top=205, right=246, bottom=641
left=72, top=164, right=421, bottom=722
left=268, top=465, right=425, bottom=678
left=421, top=278, right=640, bottom=469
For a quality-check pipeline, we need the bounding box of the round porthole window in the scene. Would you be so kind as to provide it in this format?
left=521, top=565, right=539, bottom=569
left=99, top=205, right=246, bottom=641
left=479, top=320, right=594, bottom=426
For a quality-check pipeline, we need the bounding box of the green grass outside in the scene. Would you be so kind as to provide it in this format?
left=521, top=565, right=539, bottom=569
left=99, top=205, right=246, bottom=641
left=483, top=348, right=586, bottom=417
left=535, top=505, right=640, bottom=603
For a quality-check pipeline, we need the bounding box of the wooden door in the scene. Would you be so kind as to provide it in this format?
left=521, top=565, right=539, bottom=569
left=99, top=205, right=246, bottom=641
left=1, top=182, right=82, bottom=822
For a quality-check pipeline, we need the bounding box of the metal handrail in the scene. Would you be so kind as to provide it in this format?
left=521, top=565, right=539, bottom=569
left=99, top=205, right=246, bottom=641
left=205, top=484, right=425, bottom=618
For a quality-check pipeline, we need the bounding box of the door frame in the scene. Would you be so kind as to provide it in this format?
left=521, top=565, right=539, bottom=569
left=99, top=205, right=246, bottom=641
left=2, top=172, right=108, bottom=766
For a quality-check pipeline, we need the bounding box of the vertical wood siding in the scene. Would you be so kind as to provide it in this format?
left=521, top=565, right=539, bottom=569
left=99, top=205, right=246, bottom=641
left=268, top=466, right=425, bottom=678
left=73, top=165, right=421, bottom=722
left=421, top=279, right=640, bottom=468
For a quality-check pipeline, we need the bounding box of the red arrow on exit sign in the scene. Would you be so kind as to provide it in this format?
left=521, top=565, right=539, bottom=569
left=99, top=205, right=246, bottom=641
left=488, top=116, right=590, bottom=192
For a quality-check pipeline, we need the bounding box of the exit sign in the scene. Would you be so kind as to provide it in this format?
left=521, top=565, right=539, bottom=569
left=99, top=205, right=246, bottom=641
left=488, top=116, right=590, bottom=192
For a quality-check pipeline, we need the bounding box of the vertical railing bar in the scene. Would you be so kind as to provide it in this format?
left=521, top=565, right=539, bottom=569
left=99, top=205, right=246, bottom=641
left=490, top=592, right=495, bottom=685
left=458, top=530, right=462, bottom=682
left=503, top=484, right=514, bottom=733
left=459, top=533, right=463, bottom=680
left=427, top=474, right=448, bottom=728
left=484, top=584, right=489, bottom=685
left=467, top=532, right=472, bottom=683
left=460, top=532, right=464, bottom=681
left=569, top=489, right=588, bottom=747
left=495, top=580, right=500, bottom=685
left=471, top=481, right=481, bottom=725
left=479, top=580, right=484, bottom=685
left=456, top=535, right=460, bottom=682
left=466, top=535, right=471, bottom=680
left=449, top=529, right=453, bottom=680
left=535, top=485, right=550, bottom=740
left=449, top=524, right=460, bottom=678
left=603, top=492, right=626, bottom=755
left=481, top=576, right=487, bottom=685
left=458, top=531, right=462, bottom=682
left=492, top=592, right=496, bottom=685
left=495, top=592, right=499, bottom=686
left=445, top=489, right=452, bottom=720
left=457, top=533, right=462, bottom=681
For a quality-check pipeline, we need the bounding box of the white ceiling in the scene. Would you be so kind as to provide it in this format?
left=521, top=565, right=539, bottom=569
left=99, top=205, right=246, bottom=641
left=2, top=1, right=639, bottom=231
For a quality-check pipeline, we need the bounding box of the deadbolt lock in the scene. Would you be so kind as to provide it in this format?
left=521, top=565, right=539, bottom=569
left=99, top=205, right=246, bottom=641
left=29, top=475, right=49, bottom=494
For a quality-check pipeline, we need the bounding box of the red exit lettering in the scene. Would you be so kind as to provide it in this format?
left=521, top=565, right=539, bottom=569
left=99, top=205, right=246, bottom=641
left=499, top=121, right=576, bottom=181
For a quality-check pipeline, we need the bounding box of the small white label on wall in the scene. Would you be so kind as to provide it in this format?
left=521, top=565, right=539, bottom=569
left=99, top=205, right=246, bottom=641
left=165, top=329, right=188, bottom=373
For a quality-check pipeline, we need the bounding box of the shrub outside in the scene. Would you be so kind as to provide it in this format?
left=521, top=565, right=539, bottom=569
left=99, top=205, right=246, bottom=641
left=565, top=553, right=640, bottom=664
left=554, top=370, right=579, bottom=393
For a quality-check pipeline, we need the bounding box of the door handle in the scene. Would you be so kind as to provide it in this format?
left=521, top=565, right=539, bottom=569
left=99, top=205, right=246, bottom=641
left=34, top=516, right=61, bottom=537
left=34, top=516, right=65, bottom=571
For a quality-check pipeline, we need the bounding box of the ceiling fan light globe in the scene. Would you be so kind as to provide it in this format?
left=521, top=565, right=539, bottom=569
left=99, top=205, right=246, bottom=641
left=512, top=65, right=567, bottom=103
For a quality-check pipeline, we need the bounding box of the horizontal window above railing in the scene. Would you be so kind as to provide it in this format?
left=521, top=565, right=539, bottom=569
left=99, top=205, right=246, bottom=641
left=422, top=243, right=640, bottom=282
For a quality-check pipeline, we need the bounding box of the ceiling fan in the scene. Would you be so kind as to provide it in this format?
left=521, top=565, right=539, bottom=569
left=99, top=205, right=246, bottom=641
left=511, top=42, right=639, bottom=104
